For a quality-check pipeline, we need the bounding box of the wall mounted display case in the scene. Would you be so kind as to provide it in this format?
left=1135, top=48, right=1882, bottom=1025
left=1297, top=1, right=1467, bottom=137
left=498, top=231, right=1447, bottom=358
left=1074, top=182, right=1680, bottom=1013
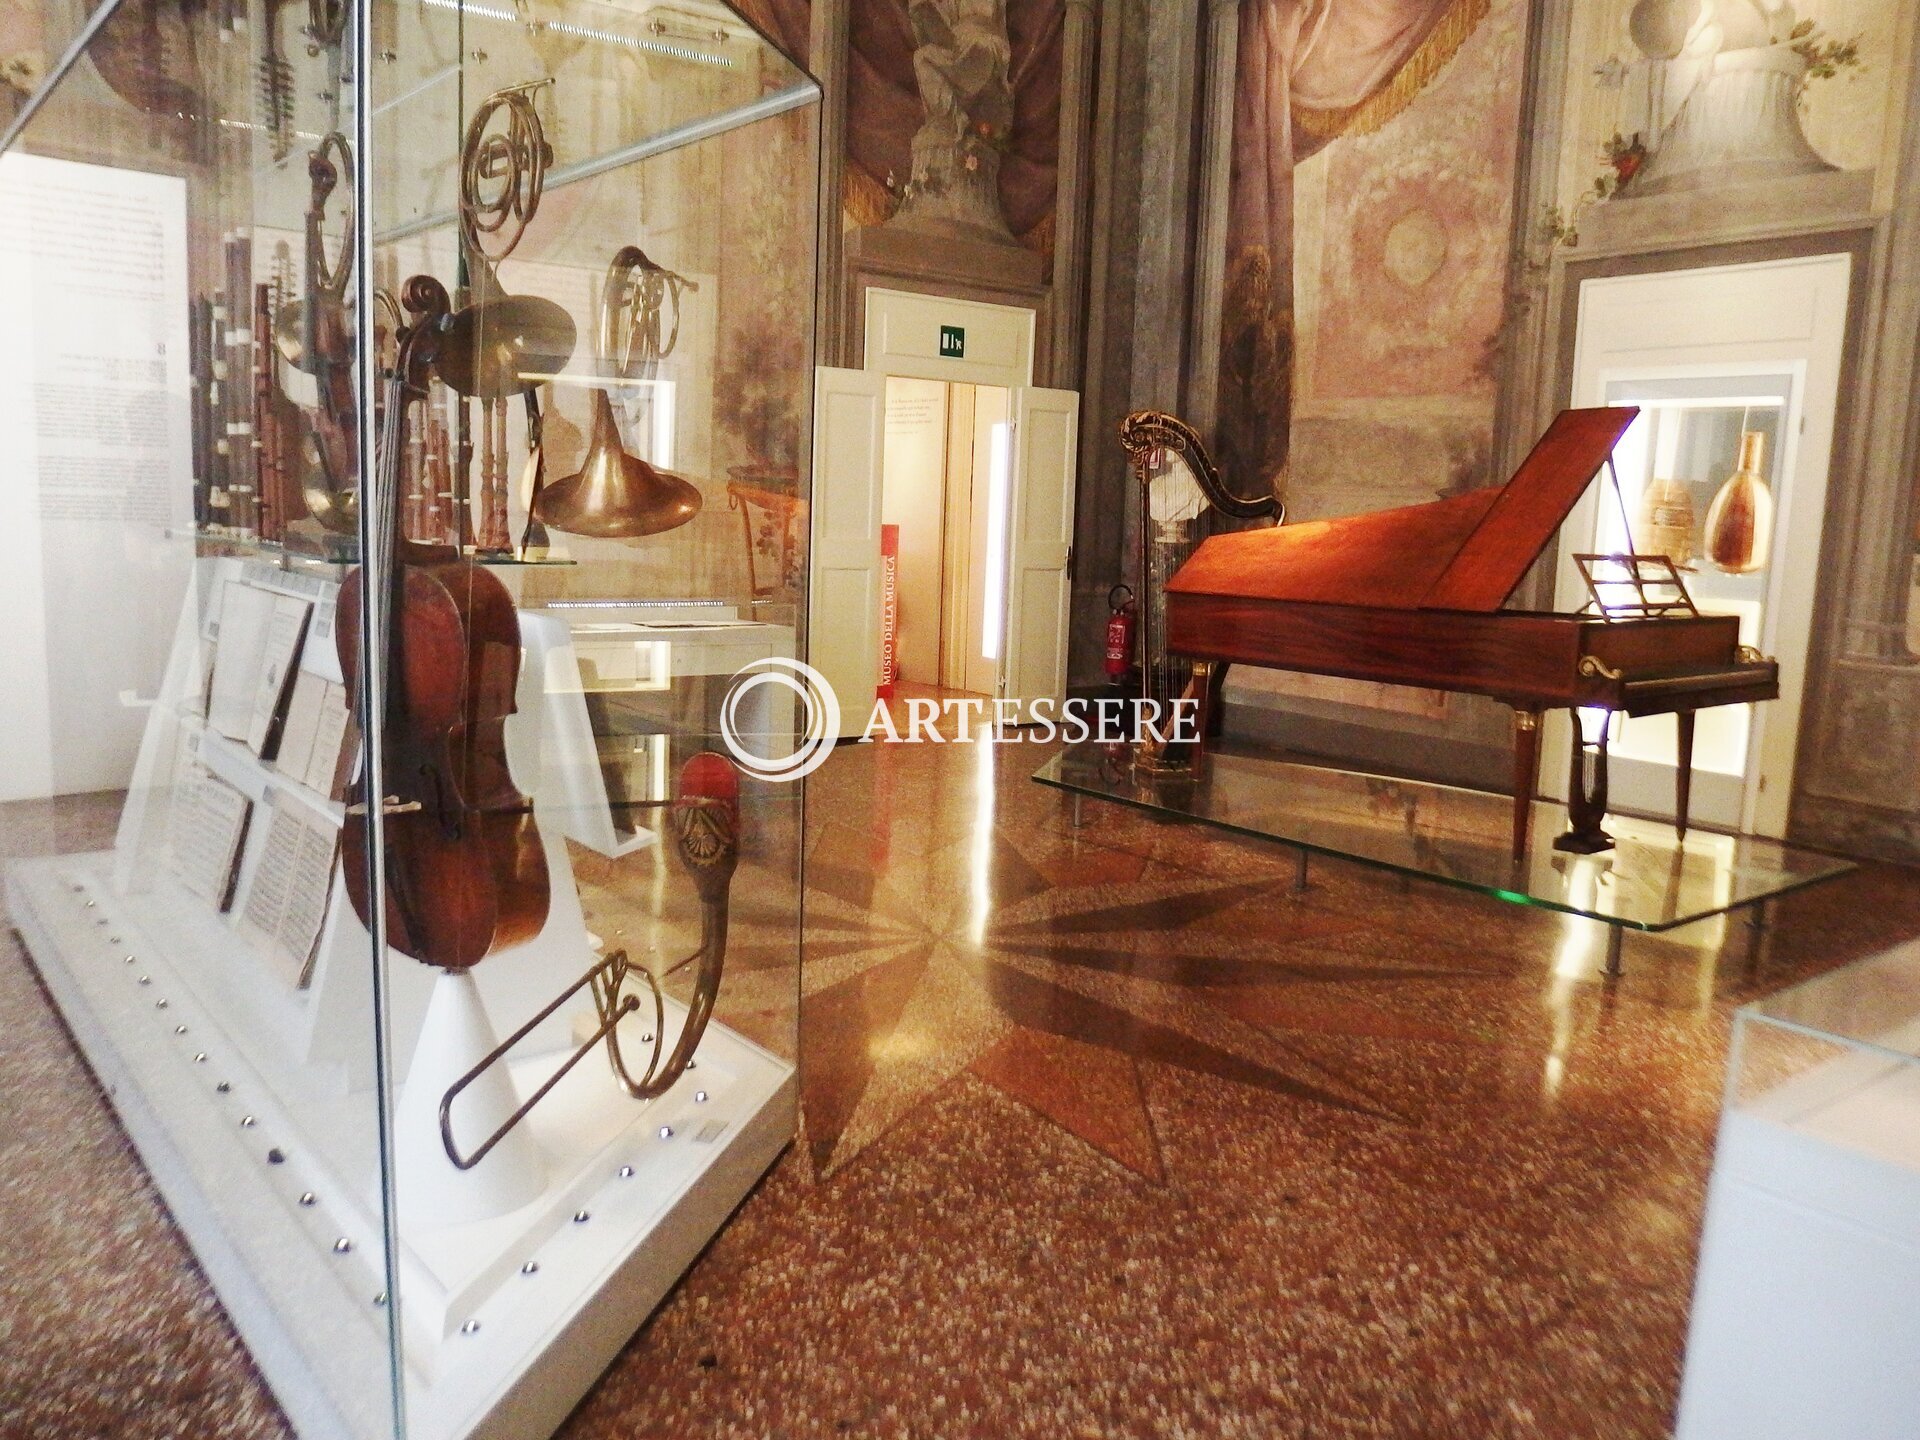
left=1677, top=939, right=1920, bottom=1439
left=0, top=3, right=819, bottom=1436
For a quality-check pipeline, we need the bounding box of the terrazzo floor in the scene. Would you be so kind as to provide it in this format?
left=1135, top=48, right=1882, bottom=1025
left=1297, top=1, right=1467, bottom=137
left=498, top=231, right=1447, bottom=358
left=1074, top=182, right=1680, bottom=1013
left=5, top=724, right=1918, bottom=1439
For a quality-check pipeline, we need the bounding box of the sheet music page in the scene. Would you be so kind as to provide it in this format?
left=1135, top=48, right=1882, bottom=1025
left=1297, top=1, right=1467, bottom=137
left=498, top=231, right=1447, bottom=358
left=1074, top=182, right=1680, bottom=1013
left=200, top=568, right=228, bottom=645
left=274, top=669, right=326, bottom=784
left=235, top=794, right=296, bottom=960
left=167, top=764, right=253, bottom=910
left=246, top=595, right=313, bottom=756
left=278, top=817, right=337, bottom=988
left=304, top=682, right=352, bottom=799
left=206, top=582, right=274, bottom=741
left=234, top=796, right=337, bottom=988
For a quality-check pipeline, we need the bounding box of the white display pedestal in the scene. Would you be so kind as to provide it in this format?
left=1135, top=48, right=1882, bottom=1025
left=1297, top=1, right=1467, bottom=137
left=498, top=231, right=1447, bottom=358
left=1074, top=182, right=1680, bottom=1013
left=520, top=603, right=795, bottom=861
left=7, top=559, right=799, bottom=1440
left=10, top=855, right=796, bottom=1439
left=393, top=971, right=548, bottom=1229
left=1677, top=959, right=1920, bottom=1440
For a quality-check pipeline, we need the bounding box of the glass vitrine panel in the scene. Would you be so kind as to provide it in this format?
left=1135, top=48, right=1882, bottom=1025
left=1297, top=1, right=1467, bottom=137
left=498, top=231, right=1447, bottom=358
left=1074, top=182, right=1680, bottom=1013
left=1034, top=742, right=1853, bottom=932
left=1, top=2, right=818, bottom=1435
left=0, top=4, right=404, bottom=1436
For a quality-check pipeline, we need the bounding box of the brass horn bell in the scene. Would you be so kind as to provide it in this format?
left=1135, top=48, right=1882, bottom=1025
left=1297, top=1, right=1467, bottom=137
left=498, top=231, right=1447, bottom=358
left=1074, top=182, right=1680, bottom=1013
left=533, top=244, right=702, bottom=539
left=435, top=81, right=578, bottom=399
left=533, top=390, right=702, bottom=538
left=436, top=291, right=577, bottom=399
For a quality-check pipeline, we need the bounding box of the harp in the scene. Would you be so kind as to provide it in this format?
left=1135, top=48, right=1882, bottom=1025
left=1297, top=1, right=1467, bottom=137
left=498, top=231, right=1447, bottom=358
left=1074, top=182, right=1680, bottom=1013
left=1117, top=411, right=1283, bottom=750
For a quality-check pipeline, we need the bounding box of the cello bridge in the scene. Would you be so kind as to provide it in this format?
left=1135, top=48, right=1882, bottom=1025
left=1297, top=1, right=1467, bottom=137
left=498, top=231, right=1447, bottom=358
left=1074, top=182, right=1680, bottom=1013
left=343, top=795, right=425, bottom=817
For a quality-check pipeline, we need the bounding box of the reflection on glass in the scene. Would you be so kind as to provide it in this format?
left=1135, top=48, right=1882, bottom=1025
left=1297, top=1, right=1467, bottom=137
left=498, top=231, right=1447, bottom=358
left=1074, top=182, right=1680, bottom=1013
left=1, top=0, right=819, bottom=1434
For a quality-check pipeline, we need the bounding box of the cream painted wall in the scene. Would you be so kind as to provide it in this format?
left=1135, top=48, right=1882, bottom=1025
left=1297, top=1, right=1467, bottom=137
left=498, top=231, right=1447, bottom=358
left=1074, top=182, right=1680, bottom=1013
left=881, top=376, right=950, bottom=685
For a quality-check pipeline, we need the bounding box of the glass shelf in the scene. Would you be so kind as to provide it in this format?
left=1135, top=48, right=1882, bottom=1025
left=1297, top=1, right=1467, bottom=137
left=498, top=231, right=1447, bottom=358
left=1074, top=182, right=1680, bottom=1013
left=1034, top=741, right=1854, bottom=934
left=171, top=529, right=580, bottom=567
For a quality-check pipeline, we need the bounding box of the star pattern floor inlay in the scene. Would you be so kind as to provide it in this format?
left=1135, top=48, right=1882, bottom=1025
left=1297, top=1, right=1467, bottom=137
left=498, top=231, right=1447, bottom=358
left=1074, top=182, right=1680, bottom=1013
left=5, top=726, right=1919, bottom=1439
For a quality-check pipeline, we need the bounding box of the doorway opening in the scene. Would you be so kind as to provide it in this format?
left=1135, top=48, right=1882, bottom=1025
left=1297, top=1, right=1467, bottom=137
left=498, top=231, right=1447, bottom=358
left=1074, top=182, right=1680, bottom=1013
left=881, top=376, right=1012, bottom=701
left=1547, top=251, right=1852, bottom=837
left=810, top=290, right=1078, bottom=739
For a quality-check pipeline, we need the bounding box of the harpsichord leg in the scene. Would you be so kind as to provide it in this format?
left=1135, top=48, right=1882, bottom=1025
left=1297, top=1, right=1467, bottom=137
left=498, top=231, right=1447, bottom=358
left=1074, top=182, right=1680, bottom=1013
left=1554, top=708, right=1615, bottom=854
left=1511, top=708, right=1542, bottom=860
left=1674, top=710, right=1697, bottom=840
left=1204, top=661, right=1229, bottom=740
left=1189, top=661, right=1216, bottom=761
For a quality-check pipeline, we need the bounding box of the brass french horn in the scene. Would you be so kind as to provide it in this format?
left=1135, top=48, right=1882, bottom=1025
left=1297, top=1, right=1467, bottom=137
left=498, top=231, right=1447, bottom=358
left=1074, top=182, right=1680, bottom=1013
left=437, top=753, right=742, bottom=1171
left=533, top=245, right=702, bottom=539
left=438, top=81, right=577, bottom=399
left=432, top=81, right=576, bottom=554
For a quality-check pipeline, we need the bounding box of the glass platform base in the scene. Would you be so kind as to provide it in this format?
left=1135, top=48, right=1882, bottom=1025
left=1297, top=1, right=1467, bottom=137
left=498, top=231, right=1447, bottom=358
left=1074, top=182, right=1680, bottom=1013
left=1034, top=741, right=1856, bottom=977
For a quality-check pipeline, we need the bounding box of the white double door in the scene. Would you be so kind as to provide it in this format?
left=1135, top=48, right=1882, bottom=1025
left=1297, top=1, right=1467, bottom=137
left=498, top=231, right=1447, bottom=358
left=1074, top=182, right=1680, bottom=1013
left=1548, top=253, right=1852, bottom=836
left=810, top=366, right=1079, bottom=738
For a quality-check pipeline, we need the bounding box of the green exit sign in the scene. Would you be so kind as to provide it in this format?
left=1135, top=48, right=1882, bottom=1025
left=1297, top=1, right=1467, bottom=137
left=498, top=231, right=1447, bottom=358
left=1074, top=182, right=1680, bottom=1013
left=938, top=324, right=965, bottom=358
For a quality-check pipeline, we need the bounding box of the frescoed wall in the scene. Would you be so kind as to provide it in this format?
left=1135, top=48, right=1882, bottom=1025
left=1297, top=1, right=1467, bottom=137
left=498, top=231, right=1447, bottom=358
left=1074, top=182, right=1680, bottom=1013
left=1287, top=0, right=1530, bottom=517
left=736, top=0, right=1067, bottom=259
left=1212, top=0, right=1532, bottom=725
left=1213, top=0, right=1530, bottom=507
left=1551, top=0, right=1907, bottom=230
left=842, top=0, right=1065, bottom=256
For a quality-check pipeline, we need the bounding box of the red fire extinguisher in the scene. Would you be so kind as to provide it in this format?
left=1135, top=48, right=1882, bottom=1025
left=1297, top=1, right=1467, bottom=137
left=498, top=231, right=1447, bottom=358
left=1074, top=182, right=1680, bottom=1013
left=1104, top=584, right=1136, bottom=682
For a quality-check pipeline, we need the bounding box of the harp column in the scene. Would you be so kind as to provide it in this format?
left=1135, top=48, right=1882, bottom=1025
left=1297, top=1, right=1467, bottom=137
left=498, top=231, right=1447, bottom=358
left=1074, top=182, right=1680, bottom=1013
left=1182, top=0, right=1242, bottom=434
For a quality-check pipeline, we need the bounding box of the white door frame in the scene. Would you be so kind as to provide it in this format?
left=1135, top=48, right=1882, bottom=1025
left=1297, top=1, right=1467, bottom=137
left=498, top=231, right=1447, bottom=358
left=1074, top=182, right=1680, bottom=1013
left=856, top=288, right=1052, bottom=701
left=1548, top=252, right=1852, bottom=837
left=862, top=287, right=1035, bottom=390
left=809, top=367, right=887, bottom=739
left=1001, top=386, right=1081, bottom=716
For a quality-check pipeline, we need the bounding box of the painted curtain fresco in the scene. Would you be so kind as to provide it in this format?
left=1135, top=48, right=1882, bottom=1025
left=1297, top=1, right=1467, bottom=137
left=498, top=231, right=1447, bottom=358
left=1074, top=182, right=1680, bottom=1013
left=733, top=0, right=814, bottom=64
left=1217, top=0, right=1528, bottom=503
left=1218, top=0, right=1530, bottom=724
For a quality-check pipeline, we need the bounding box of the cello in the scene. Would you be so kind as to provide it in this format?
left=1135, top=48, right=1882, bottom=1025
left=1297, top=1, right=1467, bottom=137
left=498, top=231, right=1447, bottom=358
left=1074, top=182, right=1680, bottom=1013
left=336, top=274, right=550, bottom=969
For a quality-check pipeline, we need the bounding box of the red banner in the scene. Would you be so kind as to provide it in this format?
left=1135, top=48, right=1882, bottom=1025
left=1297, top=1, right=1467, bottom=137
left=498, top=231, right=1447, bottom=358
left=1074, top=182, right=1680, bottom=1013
left=879, top=523, right=900, bottom=699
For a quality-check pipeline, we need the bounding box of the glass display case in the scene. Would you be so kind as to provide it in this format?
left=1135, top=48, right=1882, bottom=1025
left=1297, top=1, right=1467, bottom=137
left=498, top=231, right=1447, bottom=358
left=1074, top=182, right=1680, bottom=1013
left=1677, top=940, right=1920, bottom=1439
left=0, top=4, right=818, bottom=1437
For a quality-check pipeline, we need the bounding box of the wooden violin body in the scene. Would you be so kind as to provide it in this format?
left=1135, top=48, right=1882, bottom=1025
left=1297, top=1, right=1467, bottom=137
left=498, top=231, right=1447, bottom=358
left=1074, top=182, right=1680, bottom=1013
left=337, top=275, right=549, bottom=970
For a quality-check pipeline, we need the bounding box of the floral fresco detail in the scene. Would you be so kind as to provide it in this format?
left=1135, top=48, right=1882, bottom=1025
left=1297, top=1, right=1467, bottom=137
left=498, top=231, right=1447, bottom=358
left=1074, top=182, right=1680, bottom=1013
left=1561, top=1, right=1869, bottom=222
